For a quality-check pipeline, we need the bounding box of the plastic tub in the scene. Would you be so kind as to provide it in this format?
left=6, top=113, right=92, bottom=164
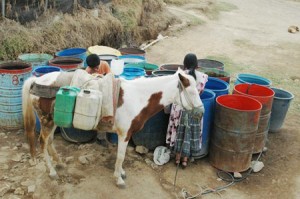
left=205, top=77, right=230, bottom=97
left=159, top=64, right=184, bottom=70
left=118, top=55, right=146, bottom=65
left=18, top=53, right=53, bottom=70
left=55, top=48, right=87, bottom=67
left=235, top=73, right=272, bottom=87
left=120, top=67, right=145, bottom=80
left=125, top=63, right=159, bottom=75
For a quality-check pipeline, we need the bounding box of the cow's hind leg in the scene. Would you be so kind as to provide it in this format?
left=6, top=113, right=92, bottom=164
left=47, top=127, right=66, bottom=168
left=40, top=118, right=58, bottom=179
left=114, top=135, right=129, bottom=188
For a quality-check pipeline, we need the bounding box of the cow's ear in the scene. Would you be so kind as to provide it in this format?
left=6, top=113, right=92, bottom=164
left=178, top=73, right=190, bottom=88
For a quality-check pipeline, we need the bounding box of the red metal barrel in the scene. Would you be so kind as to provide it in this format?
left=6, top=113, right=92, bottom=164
left=233, top=84, right=274, bottom=153
left=209, top=95, right=262, bottom=172
left=48, top=57, right=83, bottom=71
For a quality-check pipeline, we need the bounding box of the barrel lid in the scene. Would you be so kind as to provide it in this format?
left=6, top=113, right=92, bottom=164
left=88, top=45, right=121, bottom=56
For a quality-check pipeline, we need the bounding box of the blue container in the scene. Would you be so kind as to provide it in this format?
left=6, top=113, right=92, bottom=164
left=55, top=48, right=87, bottom=67
left=235, top=73, right=272, bottom=87
left=196, top=89, right=216, bottom=158
left=205, top=77, right=229, bottom=97
left=61, top=127, right=97, bottom=143
left=269, top=88, right=294, bottom=133
left=132, top=110, right=170, bottom=150
left=107, top=132, right=118, bottom=144
left=32, top=65, right=61, bottom=77
left=0, top=62, right=32, bottom=130
left=118, top=55, right=146, bottom=65
left=120, top=67, right=145, bottom=80
left=32, top=66, right=61, bottom=133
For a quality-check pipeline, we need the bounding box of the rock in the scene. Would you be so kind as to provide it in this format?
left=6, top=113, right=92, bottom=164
left=234, top=172, right=243, bottom=178
left=21, top=180, right=35, bottom=187
left=12, top=146, right=18, bottom=151
left=14, top=187, right=25, bottom=195
left=251, top=161, right=264, bottom=172
left=65, top=156, right=74, bottom=163
left=217, top=178, right=222, bottom=181
left=127, top=146, right=135, bottom=152
left=135, top=146, right=149, bottom=154
left=11, top=154, right=23, bottom=162
left=29, top=159, right=37, bottom=166
left=28, top=185, right=36, bottom=193
left=1, top=146, right=10, bottom=150
left=263, top=147, right=268, bottom=152
left=78, top=156, right=89, bottom=165
left=85, top=155, right=95, bottom=162
left=0, top=182, right=11, bottom=197
left=145, top=158, right=152, bottom=166
left=0, top=164, right=9, bottom=170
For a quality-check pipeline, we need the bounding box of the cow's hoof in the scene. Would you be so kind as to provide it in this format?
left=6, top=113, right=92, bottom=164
left=121, top=173, right=127, bottom=180
left=117, top=183, right=126, bottom=189
left=49, top=170, right=58, bottom=180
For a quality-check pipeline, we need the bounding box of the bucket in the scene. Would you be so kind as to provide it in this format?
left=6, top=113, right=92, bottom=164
left=118, top=55, right=146, bottom=65
left=205, top=77, right=230, bottom=97
left=48, top=57, right=83, bottom=71
left=32, top=66, right=61, bottom=77
left=55, top=48, right=87, bottom=67
left=119, top=47, right=146, bottom=57
left=196, top=89, right=216, bottom=158
left=197, top=68, right=230, bottom=83
left=32, top=66, right=62, bottom=133
left=159, top=64, right=184, bottom=70
left=125, top=63, right=159, bottom=76
left=107, top=132, right=118, bottom=144
left=269, top=88, right=294, bottom=133
left=235, top=73, right=272, bottom=87
left=18, top=53, right=53, bottom=70
left=152, top=70, right=176, bottom=77
left=132, top=110, right=169, bottom=150
left=198, top=59, right=224, bottom=71
left=233, top=84, right=275, bottom=153
left=120, top=67, right=145, bottom=80
left=98, top=54, right=118, bottom=66
left=87, top=45, right=121, bottom=56
left=209, top=95, right=262, bottom=172
left=61, top=127, right=97, bottom=143
left=0, top=62, right=32, bottom=130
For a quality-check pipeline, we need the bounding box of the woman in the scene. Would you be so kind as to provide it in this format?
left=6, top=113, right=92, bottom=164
left=166, top=53, right=207, bottom=168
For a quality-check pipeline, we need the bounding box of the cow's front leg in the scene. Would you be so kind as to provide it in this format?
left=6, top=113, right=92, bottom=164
left=114, top=135, right=129, bottom=188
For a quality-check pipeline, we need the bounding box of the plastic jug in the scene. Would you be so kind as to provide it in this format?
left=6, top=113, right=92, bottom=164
left=73, top=89, right=102, bottom=130
left=54, top=86, right=80, bottom=127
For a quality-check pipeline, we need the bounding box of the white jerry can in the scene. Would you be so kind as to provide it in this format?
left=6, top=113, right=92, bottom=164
left=73, top=89, right=102, bottom=130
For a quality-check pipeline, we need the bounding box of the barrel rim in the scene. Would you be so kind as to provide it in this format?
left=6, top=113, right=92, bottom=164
left=118, top=54, right=146, bottom=60
left=33, top=65, right=62, bottom=73
left=55, top=47, right=87, bottom=56
left=118, top=47, right=146, bottom=55
left=200, top=89, right=216, bottom=101
left=197, top=59, right=224, bottom=68
left=0, top=61, right=32, bottom=74
left=206, top=77, right=230, bottom=92
left=152, top=70, right=177, bottom=76
left=237, top=73, right=272, bottom=86
left=217, top=94, right=262, bottom=112
left=271, top=87, right=294, bottom=100
left=18, top=53, right=54, bottom=60
left=234, top=83, right=275, bottom=98
left=159, top=63, right=184, bottom=70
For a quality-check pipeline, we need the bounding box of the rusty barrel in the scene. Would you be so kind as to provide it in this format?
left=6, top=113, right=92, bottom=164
left=233, top=84, right=274, bottom=153
left=209, top=95, right=262, bottom=172
left=0, top=62, right=32, bottom=130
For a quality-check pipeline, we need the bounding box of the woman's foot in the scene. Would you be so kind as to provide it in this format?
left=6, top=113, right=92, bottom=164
left=181, top=157, right=188, bottom=169
left=175, top=153, right=181, bottom=165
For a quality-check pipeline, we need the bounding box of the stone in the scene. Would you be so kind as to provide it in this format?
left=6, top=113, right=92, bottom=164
left=127, top=146, right=135, bottom=152
left=0, top=182, right=11, bottom=197
left=28, top=185, right=36, bottom=193
left=65, top=156, right=74, bottom=163
left=29, top=159, right=37, bottom=166
left=135, top=146, right=149, bottom=154
left=85, top=155, right=95, bottom=162
left=14, top=187, right=25, bottom=195
left=78, top=156, right=89, bottom=165
left=11, top=154, right=23, bottom=162
left=263, top=147, right=268, bottom=152
left=12, top=146, right=18, bottom=151
left=21, top=180, right=35, bottom=187
left=251, top=161, right=264, bottom=172
left=145, top=158, right=152, bottom=166
left=234, top=172, right=243, bottom=178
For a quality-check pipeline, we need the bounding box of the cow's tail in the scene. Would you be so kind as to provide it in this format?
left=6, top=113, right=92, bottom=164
left=22, top=76, right=37, bottom=158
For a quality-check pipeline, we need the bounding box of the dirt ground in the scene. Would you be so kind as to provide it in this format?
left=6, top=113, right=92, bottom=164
left=1, top=0, right=300, bottom=198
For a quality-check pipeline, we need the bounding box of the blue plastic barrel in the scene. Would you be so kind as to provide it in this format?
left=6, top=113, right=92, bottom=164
left=269, top=88, right=294, bottom=133
left=205, top=77, right=229, bottom=97
left=107, top=132, right=118, bottom=144
left=195, top=89, right=216, bottom=158
left=61, top=127, right=97, bottom=143
left=32, top=66, right=61, bottom=133
left=18, top=53, right=53, bottom=70
left=0, top=62, right=32, bottom=130
left=235, top=73, right=272, bottom=87
left=32, top=65, right=61, bottom=77
left=120, top=67, right=145, bottom=80
left=55, top=48, right=87, bottom=67
left=118, top=55, right=146, bottom=65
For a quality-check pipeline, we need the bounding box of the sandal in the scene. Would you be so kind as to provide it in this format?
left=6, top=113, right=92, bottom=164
left=181, top=157, right=188, bottom=169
